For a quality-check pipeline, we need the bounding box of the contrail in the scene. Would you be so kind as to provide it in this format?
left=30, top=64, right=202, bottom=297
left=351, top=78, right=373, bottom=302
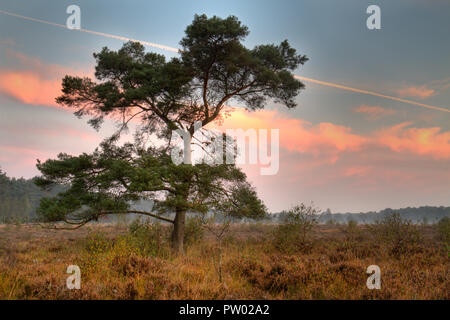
left=1, top=9, right=449, bottom=113
left=0, top=9, right=179, bottom=53
left=294, top=76, right=450, bottom=113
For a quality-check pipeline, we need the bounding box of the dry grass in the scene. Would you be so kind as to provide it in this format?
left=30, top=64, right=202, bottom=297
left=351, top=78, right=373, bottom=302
left=0, top=223, right=448, bottom=300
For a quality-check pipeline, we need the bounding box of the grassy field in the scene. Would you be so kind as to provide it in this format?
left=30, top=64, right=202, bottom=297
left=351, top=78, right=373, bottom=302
left=0, top=221, right=448, bottom=300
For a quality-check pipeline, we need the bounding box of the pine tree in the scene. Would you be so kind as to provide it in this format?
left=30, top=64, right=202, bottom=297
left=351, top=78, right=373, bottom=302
left=35, top=14, right=308, bottom=253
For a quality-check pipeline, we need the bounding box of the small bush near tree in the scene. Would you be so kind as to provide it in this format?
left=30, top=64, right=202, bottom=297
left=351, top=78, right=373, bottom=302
left=128, top=218, right=168, bottom=257
left=184, top=216, right=205, bottom=246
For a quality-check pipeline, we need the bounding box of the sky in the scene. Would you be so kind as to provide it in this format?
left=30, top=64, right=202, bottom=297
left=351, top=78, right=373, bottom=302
left=0, top=0, right=449, bottom=213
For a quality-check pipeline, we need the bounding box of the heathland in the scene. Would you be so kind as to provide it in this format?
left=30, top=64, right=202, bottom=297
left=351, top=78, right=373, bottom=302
left=0, top=216, right=448, bottom=300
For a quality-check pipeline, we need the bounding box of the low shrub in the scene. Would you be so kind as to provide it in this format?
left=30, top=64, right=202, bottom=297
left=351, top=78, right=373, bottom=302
left=83, top=232, right=110, bottom=254
left=273, top=203, right=319, bottom=254
left=436, top=217, right=450, bottom=243
left=184, top=216, right=204, bottom=246
left=343, top=220, right=362, bottom=242
left=128, top=218, right=168, bottom=257
left=368, top=213, right=421, bottom=257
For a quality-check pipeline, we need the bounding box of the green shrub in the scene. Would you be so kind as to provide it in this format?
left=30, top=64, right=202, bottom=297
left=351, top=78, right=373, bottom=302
left=184, top=216, right=204, bottom=246
left=83, top=232, right=111, bottom=254
left=368, top=213, right=421, bottom=257
left=273, top=203, right=319, bottom=254
left=343, top=220, right=361, bottom=242
left=128, top=218, right=168, bottom=256
left=436, top=217, right=450, bottom=243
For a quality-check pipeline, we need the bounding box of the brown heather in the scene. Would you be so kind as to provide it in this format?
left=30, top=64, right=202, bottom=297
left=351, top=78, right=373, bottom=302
left=0, top=223, right=448, bottom=300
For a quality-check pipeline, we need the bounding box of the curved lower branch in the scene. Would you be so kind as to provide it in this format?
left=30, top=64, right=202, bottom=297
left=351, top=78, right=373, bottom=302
left=124, top=210, right=175, bottom=224
left=37, top=209, right=175, bottom=230
left=36, top=219, right=90, bottom=230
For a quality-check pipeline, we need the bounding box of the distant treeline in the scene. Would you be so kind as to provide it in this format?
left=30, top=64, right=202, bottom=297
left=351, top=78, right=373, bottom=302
left=0, top=168, right=449, bottom=224
left=0, top=168, right=64, bottom=222
left=270, top=207, right=450, bottom=224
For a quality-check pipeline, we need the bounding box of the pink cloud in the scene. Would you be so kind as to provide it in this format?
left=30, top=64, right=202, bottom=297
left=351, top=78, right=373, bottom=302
left=395, top=85, right=435, bottom=100
left=0, top=71, right=61, bottom=107
left=215, top=108, right=450, bottom=161
left=0, top=49, right=92, bottom=107
left=0, top=126, right=101, bottom=178
left=375, top=122, right=450, bottom=160
left=0, top=145, right=52, bottom=178
left=353, top=104, right=396, bottom=120
left=216, top=109, right=367, bottom=158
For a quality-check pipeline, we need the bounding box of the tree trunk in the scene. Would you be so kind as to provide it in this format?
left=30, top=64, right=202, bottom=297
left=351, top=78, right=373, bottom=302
left=171, top=131, right=192, bottom=254
left=172, top=208, right=186, bottom=254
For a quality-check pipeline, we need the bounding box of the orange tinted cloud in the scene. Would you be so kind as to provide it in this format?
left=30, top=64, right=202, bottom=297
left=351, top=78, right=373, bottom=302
left=0, top=145, right=54, bottom=178
left=376, top=122, right=450, bottom=159
left=216, top=108, right=450, bottom=161
left=0, top=71, right=61, bottom=106
left=395, top=85, right=435, bottom=100
left=0, top=49, right=92, bottom=107
left=353, top=104, right=396, bottom=120
left=216, top=108, right=367, bottom=158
